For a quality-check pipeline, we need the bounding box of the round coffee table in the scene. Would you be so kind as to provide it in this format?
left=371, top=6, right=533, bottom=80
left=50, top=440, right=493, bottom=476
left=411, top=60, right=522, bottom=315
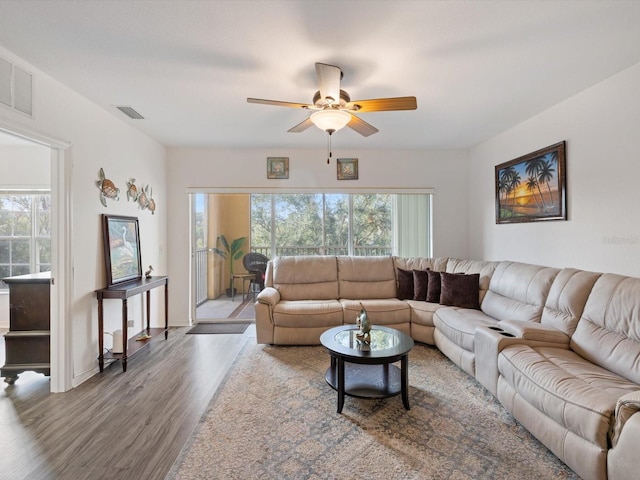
left=320, top=325, right=414, bottom=413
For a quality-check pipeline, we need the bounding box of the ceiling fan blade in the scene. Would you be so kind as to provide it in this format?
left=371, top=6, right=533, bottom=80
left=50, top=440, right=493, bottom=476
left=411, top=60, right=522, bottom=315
left=348, top=96, right=417, bottom=112
left=287, top=117, right=314, bottom=133
left=247, top=98, right=313, bottom=109
left=347, top=114, right=379, bottom=137
left=315, top=63, right=341, bottom=105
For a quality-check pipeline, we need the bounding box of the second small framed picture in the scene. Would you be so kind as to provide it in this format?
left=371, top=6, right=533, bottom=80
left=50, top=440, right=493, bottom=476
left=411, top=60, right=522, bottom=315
left=267, top=157, right=289, bottom=179
left=337, top=158, right=358, bottom=180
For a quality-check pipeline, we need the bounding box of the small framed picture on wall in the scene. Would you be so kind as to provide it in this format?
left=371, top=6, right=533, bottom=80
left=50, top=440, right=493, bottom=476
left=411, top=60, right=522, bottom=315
left=337, top=158, right=358, bottom=180
left=267, top=157, right=289, bottom=179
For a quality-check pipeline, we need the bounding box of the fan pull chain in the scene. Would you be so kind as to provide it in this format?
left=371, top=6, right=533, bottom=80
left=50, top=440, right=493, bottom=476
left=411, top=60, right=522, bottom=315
left=327, top=129, right=335, bottom=164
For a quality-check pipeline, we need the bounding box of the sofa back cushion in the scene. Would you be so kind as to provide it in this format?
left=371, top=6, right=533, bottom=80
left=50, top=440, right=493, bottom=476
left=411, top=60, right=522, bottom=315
left=272, top=256, right=338, bottom=301
left=481, top=261, right=559, bottom=322
left=572, top=274, right=640, bottom=384
left=338, top=256, right=396, bottom=299
left=541, top=268, right=601, bottom=336
left=393, top=256, right=448, bottom=272
left=445, top=258, right=499, bottom=304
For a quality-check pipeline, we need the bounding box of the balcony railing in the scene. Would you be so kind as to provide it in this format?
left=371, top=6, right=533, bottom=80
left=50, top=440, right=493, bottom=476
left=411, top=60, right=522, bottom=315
left=249, top=246, right=392, bottom=257
left=195, top=247, right=208, bottom=306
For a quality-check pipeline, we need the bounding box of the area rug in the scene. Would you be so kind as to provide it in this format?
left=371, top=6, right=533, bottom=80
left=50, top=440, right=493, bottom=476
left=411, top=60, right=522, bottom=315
left=167, top=343, right=580, bottom=480
left=186, top=322, right=250, bottom=335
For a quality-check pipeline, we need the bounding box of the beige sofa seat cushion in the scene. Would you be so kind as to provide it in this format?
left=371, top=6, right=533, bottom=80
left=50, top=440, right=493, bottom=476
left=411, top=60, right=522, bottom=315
left=481, top=261, right=559, bottom=323
left=338, top=256, right=396, bottom=299
left=572, top=274, right=640, bottom=385
left=434, top=307, right=498, bottom=352
left=340, top=298, right=410, bottom=326
left=499, top=344, right=639, bottom=448
left=273, top=300, right=343, bottom=328
left=541, top=268, right=601, bottom=336
left=272, top=256, right=338, bottom=301
left=407, top=300, right=443, bottom=327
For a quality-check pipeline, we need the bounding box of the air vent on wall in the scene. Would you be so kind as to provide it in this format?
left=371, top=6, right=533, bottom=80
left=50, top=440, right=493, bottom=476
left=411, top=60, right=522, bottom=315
left=0, top=56, right=33, bottom=117
left=116, top=105, right=144, bottom=120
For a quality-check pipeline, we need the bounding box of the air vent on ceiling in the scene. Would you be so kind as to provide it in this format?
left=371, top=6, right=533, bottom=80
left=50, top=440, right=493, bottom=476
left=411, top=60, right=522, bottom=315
left=116, top=105, right=144, bottom=120
left=0, top=56, right=34, bottom=117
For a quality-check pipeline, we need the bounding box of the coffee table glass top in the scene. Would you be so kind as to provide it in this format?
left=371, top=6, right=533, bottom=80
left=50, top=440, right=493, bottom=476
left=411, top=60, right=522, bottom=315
left=321, top=325, right=414, bottom=360
left=334, top=328, right=400, bottom=352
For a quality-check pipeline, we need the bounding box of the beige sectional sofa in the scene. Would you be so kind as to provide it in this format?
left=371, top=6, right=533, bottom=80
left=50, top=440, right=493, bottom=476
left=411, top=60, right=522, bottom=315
left=255, top=255, right=640, bottom=480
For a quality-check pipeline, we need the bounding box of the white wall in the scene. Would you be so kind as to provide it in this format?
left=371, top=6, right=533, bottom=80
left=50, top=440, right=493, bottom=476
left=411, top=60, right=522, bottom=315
left=0, top=46, right=167, bottom=387
left=468, top=61, right=640, bottom=277
left=166, top=147, right=470, bottom=325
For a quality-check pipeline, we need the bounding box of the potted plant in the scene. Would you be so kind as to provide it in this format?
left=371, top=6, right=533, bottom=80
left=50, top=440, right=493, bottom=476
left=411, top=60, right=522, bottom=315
left=212, top=235, right=247, bottom=297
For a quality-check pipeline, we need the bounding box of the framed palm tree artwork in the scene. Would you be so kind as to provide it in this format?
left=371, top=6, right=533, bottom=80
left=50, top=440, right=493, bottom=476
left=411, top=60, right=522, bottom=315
left=495, top=141, right=566, bottom=224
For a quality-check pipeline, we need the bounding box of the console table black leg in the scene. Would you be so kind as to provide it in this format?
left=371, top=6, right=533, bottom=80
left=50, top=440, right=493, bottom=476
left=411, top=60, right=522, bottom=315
left=122, top=298, right=128, bottom=372
left=98, top=298, right=104, bottom=372
left=401, top=354, right=410, bottom=410
left=337, top=357, right=345, bottom=414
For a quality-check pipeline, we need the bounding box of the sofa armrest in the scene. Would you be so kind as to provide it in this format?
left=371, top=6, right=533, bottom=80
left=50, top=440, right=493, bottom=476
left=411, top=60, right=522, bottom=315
left=611, top=391, right=640, bottom=448
left=609, top=398, right=640, bottom=480
left=257, top=286, right=280, bottom=307
left=498, top=320, right=571, bottom=345
left=475, top=326, right=534, bottom=397
left=475, top=322, right=570, bottom=397
left=255, top=287, right=280, bottom=344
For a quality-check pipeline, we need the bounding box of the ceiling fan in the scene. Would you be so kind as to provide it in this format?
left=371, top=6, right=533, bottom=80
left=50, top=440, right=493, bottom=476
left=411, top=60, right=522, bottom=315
left=247, top=62, right=417, bottom=137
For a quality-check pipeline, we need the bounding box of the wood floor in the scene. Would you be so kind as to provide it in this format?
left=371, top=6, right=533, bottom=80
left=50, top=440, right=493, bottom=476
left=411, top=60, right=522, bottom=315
left=0, top=325, right=254, bottom=480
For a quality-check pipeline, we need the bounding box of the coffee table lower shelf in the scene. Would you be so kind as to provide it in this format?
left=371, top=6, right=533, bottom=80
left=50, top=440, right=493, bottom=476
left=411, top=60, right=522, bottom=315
left=325, top=362, right=403, bottom=399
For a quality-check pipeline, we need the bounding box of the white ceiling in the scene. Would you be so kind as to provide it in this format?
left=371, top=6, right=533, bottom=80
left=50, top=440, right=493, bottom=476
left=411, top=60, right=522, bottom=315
left=1, top=1, right=640, bottom=150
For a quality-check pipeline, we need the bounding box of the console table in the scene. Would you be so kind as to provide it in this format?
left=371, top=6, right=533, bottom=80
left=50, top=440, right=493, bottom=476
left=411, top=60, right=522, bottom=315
left=96, top=276, right=169, bottom=372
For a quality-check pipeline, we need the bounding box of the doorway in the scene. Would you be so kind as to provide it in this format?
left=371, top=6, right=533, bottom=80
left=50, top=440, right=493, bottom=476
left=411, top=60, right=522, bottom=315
left=0, top=126, right=70, bottom=392
left=191, top=193, right=254, bottom=322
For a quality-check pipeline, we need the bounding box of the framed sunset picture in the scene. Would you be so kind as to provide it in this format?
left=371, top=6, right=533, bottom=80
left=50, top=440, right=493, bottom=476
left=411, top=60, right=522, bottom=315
left=495, top=141, right=566, bottom=224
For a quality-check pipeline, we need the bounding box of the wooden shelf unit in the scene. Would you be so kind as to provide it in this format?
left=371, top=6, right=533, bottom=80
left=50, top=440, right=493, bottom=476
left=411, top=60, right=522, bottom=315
left=1, top=271, right=52, bottom=385
left=96, top=276, right=169, bottom=372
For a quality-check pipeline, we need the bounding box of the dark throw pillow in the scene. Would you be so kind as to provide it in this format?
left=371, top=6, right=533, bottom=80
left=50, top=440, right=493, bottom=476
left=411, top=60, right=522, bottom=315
left=396, top=268, right=414, bottom=300
left=426, top=270, right=442, bottom=303
left=412, top=269, right=429, bottom=300
left=440, top=272, right=481, bottom=310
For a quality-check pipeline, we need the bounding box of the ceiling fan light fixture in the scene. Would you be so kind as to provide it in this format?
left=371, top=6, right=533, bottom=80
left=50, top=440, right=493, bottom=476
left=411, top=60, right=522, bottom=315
left=310, top=109, right=351, bottom=132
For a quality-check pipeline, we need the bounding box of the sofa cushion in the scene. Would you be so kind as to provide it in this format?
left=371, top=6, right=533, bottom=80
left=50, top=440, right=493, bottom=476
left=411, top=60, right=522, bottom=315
left=426, top=270, right=441, bottom=303
left=340, top=299, right=411, bottom=326
left=396, top=267, right=414, bottom=300
left=440, top=272, right=480, bottom=310
left=338, top=256, right=396, bottom=299
left=412, top=269, right=429, bottom=300
left=572, top=273, right=640, bottom=385
left=499, top=344, right=639, bottom=448
left=541, top=268, right=601, bottom=336
left=433, top=307, right=498, bottom=352
left=445, top=258, right=499, bottom=304
left=272, top=256, right=338, bottom=301
left=481, top=261, right=559, bottom=322
left=407, top=300, right=443, bottom=328
left=394, top=256, right=448, bottom=272
left=272, top=300, right=343, bottom=328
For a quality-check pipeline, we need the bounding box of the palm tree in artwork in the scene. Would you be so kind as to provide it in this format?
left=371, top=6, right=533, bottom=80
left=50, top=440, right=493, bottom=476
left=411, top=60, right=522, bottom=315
left=498, top=176, right=509, bottom=206
left=500, top=167, right=518, bottom=209
left=526, top=176, right=543, bottom=212
left=508, top=169, right=521, bottom=208
left=538, top=154, right=557, bottom=208
left=524, top=157, right=546, bottom=211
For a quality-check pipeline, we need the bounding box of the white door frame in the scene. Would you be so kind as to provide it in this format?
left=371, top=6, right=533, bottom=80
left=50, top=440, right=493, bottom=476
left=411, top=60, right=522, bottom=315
left=0, top=123, right=72, bottom=392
